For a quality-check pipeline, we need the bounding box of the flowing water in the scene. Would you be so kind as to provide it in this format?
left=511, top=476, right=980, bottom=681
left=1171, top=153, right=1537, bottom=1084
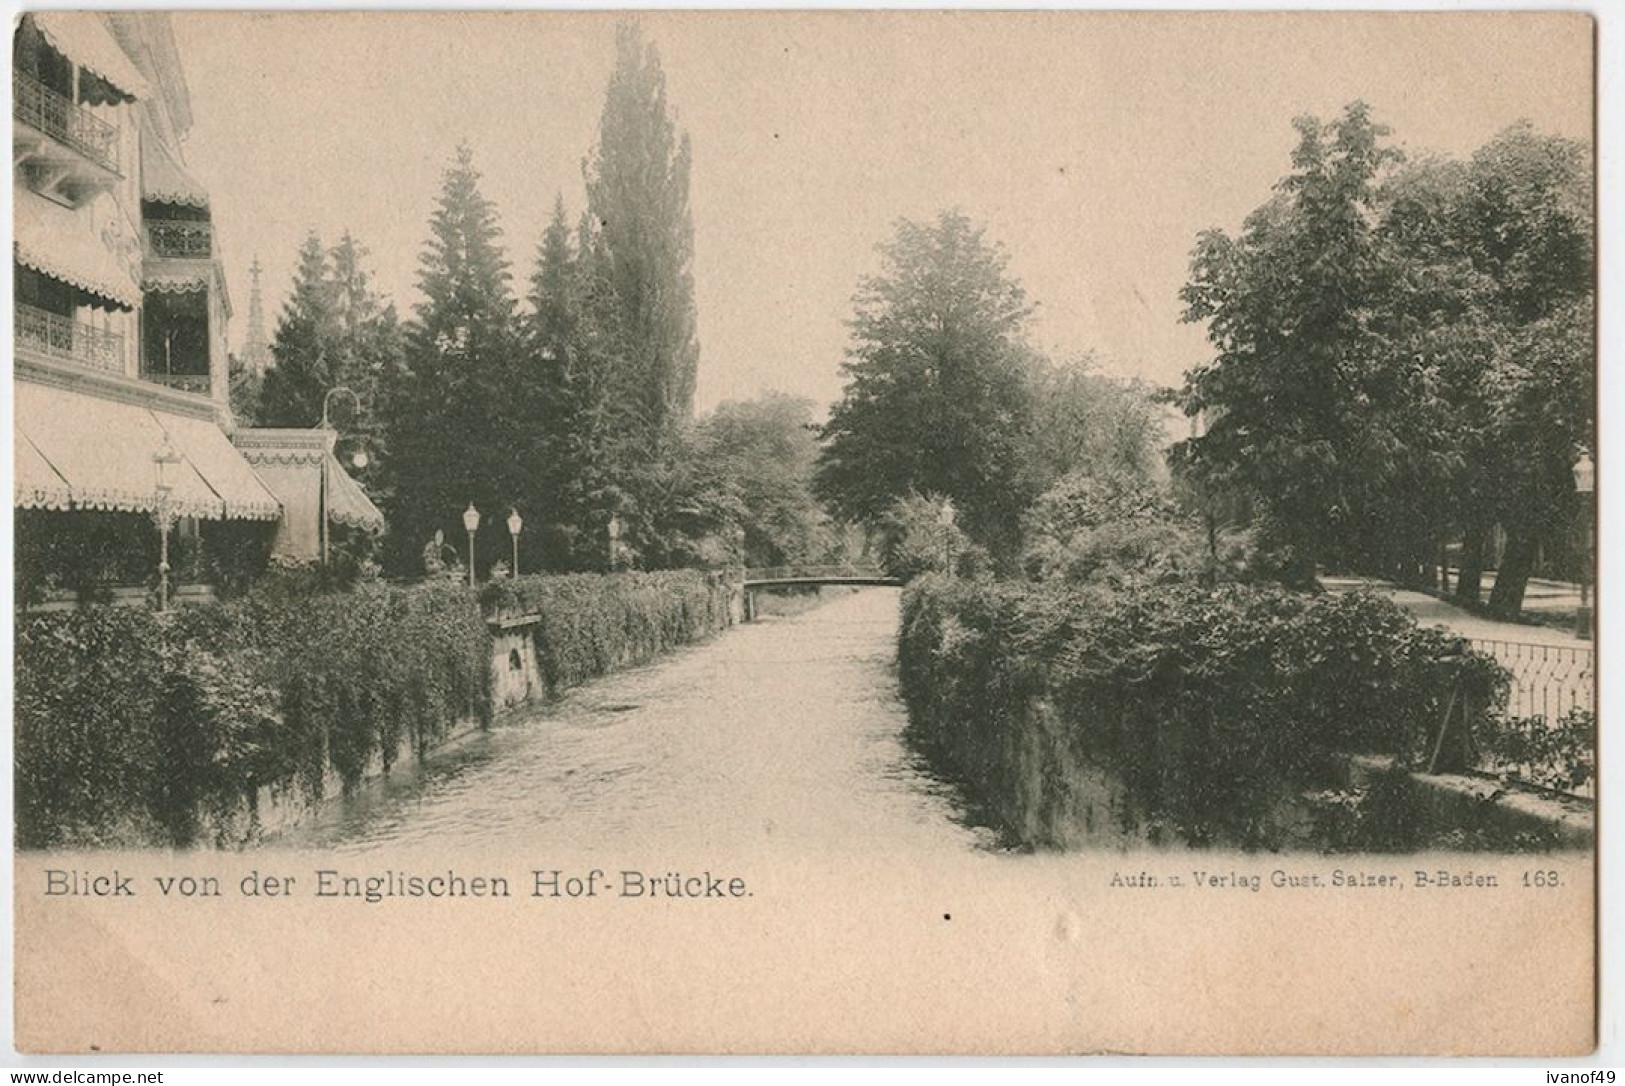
left=279, top=588, right=998, bottom=857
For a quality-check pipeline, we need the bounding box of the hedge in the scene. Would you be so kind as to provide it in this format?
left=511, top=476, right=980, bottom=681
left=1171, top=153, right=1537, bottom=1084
left=17, top=571, right=736, bottom=848
left=15, top=580, right=492, bottom=849
left=481, top=570, right=735, bottom=695
left=898, top=575, right=1509, bottom=849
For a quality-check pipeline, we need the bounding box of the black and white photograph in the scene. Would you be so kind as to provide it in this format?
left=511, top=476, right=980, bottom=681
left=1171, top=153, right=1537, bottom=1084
left=7, top=8, right=1603, bottom=1058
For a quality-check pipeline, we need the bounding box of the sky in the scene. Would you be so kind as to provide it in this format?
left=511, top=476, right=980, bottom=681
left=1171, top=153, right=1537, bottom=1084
left=173, top=10, right=1592, bottom=416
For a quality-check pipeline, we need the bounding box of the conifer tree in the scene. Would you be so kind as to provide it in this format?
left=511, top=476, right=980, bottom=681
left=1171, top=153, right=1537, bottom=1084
left=257, top=232, right=337, bottom=427
left=381, top=144, right=520, bottom=575
left=326, top=232, right=406, bottom=494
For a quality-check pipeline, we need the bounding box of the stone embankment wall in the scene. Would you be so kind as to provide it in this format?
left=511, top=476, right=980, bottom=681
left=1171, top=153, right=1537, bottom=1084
left=15, top=571, right=742, bottom=849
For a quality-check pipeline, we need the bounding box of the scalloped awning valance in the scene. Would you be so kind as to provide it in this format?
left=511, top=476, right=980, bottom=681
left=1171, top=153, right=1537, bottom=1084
left=31, top=14, right=151, bottom=104
left=325, top=452, right=386, bottom=532
left=140, top=113, right=210, bottom=209
left=166, top=413, right=284, bottom=521
left=143, top=271, right=211, bottom=294
left=15, top=431, right=74, bottom=512
left=14, top=382, right=282, bottom=522
left=14, top=194, right=141, bottom=311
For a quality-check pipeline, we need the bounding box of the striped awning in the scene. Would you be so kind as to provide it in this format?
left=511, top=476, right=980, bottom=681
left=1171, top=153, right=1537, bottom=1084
left=166, top=413, right=283, bottom=521
left=15, top=430, right=73, bottom=511
left=14, top=382, right=282, bottom=522
left=31, top=13, right=150, bottom=103
left=14, top=194, right=141, bottom=310
left=140, top=114, right=210, bottom=209
left=325, top=453, right=385, bottom=532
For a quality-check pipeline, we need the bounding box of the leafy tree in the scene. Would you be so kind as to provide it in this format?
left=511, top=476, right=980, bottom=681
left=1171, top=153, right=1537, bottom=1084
left=1447, top=126, right=1593, bottom=616
left=695, top=393, right=830, bottom=567
left=1175, top=107, right=1593, bottom=612
left=380, top=144, right=521, bottom=575
left=582, top=22, right=699, bottom=436
left=1175, top=102, right=1422, bottom=583
left=817, top=211, right=1039, bottom=563
left=876, top=492, right=983, bottom=582
left=1021, top=470, right=1213, bottom=586
left=1025, top=353, right=1165, bottom=490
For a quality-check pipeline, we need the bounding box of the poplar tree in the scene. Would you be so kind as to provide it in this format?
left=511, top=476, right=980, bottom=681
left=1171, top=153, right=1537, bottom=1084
left=582, top=22, right=699, bottom=436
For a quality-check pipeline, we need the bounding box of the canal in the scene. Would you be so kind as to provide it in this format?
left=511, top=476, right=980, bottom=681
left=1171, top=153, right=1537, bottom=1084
left=280, top=587, right=999, bottom=857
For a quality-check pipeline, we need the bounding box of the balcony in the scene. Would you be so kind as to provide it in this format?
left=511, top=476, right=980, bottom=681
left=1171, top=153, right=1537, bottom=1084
left=145, top=219, right=213, bottom=260
left=13, top=70, right=120, bottom=178
left=15, top=303, right=125, bottom=374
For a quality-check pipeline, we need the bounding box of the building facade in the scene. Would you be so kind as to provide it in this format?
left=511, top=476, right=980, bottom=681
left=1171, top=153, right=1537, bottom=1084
left=13, top=13, right=381, bottom=605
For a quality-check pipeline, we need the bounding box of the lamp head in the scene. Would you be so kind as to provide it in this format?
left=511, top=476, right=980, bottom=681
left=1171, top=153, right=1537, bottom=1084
left=153, top=437, right=180, bottom=494
left=507, top=508, right=523, bottom=536
left=463, top=503, right=481, bottom=533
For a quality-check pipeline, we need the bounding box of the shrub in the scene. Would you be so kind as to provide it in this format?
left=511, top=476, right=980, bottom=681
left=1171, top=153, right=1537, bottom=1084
left=1021, top=471, right=1212, bottom=586
left=15, top=579, right=493, bottom=848
left=1475, top=708, right=1595, bottom=794
left=898, top=576, right=1509, bottom=849
left=481, top=571, right=734, bottom=695
left=15, top=607, right=168, bottom=847
left=876, top=494, right=987, bottom=582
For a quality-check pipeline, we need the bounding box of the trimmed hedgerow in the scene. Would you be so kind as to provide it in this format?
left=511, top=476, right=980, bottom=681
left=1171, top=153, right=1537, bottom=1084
left=898, top=575, right=1509, bottom=849
left=16, top=570, right=734, bottom=848
left=481, top=571, right=734, bottom=695
left=15, top=579, right=492, bottom=849
left=16, top=607, right=171, bottom=847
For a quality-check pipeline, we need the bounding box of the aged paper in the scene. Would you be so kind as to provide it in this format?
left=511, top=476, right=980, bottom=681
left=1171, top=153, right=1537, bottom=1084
left=10, top=10, right=1597, bottom=1056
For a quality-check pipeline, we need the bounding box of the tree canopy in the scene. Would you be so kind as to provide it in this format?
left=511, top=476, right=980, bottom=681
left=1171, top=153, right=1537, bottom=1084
left=816, top=211, right=1040, bottom=562
left=1173, top=104, right=1593, bottom=612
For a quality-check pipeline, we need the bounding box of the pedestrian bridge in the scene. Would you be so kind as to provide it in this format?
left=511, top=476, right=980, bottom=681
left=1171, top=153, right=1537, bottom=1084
left=742, top=564, right=900, bottom=589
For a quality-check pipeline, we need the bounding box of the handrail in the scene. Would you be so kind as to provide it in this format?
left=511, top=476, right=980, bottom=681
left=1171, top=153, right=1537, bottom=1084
left=744, top=564, right=888, bottom=582
left=13, top=71, right=120, bottom=175
left=145, top=219, right=213, bottom=259
left=15, top=303, right=125, bottom=373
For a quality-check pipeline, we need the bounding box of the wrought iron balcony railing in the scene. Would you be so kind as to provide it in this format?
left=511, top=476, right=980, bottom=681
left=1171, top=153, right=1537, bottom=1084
left=13, top=71, right=120, bottom=175
left=16, top=303, right=125, bottom=373
left=139, top=370, right=211, bottom=396
left=145, top=219, right=213, bottom=259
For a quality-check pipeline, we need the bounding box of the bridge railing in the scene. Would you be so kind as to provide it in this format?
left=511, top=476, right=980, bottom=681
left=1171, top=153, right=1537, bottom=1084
left=744, top=564, right=889, bottom=582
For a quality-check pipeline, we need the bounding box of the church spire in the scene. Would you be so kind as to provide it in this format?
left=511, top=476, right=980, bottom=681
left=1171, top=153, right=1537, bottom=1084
left=242, top=256, right=273, bottom=377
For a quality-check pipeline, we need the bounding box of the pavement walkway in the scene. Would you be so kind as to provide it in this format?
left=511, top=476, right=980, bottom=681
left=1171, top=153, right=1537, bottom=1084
left=1322, top=575, right=1588, bottom=647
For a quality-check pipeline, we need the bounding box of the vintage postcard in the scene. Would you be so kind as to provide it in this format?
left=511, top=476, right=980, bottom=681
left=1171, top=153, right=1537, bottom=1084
left=9, top=10, right=1597, bottom=1055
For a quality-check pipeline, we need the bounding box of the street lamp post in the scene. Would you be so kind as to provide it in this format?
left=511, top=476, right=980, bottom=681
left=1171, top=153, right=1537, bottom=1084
left=937, top=501, right=955, bottom=575
left=319, top=386, right=363, bottom=567
left=1573, top=452, right=1594, bottom=641
left=507, top=508, right=523, bottom=579
left=152, top=437, right=181, bottom=613
left=463, top=503, right=481, bottom=589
